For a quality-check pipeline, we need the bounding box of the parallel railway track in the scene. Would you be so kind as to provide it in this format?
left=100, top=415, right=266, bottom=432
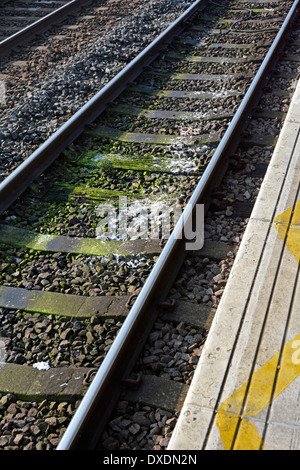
left=0, top=0, right=93, bottom=57
left=0, top=0, right=299, bottom=451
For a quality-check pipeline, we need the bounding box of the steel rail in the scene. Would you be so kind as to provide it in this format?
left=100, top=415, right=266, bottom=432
left=0, top=0, right=92, bottom=58
left=0, top=0, right=208, bottom=214
left=56, top=0, right=300, bottom=450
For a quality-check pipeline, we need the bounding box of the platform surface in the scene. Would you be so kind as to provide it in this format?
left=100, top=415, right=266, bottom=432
left=168, top=79, right=300, bottom=450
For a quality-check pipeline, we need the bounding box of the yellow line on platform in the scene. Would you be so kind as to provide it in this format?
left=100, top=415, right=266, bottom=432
left=216, top=332, right=300, bottom=449
left=274, top=200, right=300, bottom=264
left=217, top=201, right=300, bottom=449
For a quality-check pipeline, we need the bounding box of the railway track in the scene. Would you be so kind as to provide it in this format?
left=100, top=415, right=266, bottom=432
left=0, top=0, right=94, bottom=57
left=0, top=0, right=299, bottom=451
left=0, top=0, right=191, bottom=183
